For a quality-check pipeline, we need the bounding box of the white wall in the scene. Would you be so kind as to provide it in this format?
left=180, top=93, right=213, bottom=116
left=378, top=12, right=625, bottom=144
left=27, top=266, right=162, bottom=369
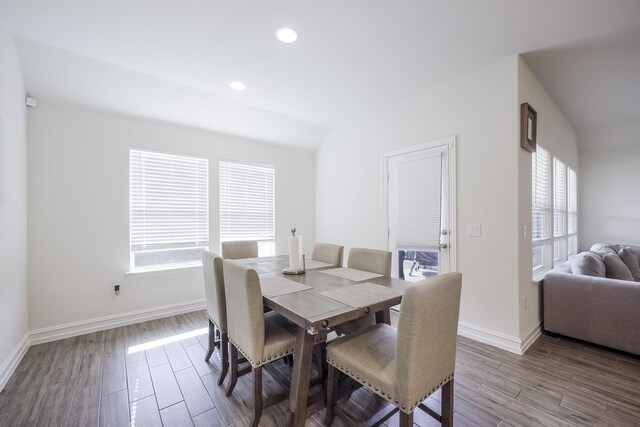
left=517, top=57, right=578, bottom=339
left=316, top=56, right=524, bottom=348
left=28, top=103, right=315, bottom=331
left=579, top=121, right=640, bottom=248
left=0, top=14, right=28, bottom=383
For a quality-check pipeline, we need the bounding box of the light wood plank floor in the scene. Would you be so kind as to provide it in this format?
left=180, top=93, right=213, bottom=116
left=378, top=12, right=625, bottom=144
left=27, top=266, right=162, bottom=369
left=1, top=310, right=639, bottom=426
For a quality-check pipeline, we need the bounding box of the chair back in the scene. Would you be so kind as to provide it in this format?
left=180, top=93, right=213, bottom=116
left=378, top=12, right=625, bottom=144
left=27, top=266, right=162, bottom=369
left=312, top=243, right=344, bottom=266
left=202, top=251, right=227, bottom=331
left=222, top=260, right=265, bottom=363
left=347, top=248, right=391, bottom=276
left=395, top=272, right=462, bottom=406
left=221, top=240, right=259, bottom=260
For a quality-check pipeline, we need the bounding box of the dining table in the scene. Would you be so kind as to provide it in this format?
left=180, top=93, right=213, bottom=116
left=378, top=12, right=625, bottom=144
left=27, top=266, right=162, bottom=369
left=232, top=255, right=410, bottom=427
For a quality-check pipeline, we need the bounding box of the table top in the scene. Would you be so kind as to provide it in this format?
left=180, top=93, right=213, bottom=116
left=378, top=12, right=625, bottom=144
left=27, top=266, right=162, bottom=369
left=233, top=255, right=409, bottom=334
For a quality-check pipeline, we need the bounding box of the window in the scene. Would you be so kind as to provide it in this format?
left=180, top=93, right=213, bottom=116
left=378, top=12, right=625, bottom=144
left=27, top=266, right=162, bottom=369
left=532, top=146, right=551, bottom=271
left=130, top=149, right=209, bottom=271
left=219, top=161, right=275, bottom=256
left=531, top=145, right=577, bottom=274
left=567, top=167, right=578, bottom=256
left=553, top=158, right=567, bottom=264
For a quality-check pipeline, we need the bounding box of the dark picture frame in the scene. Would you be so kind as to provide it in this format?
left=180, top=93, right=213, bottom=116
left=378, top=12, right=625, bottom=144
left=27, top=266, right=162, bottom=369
left=520, top=102, right=537, bottom=153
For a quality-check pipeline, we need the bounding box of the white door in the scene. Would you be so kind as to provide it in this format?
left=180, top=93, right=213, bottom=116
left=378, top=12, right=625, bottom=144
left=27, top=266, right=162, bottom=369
left=386, top=138, right=455, bottom=280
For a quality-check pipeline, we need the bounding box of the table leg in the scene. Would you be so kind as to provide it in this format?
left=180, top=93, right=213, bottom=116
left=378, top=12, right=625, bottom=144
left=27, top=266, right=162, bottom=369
left=289, top=326, right=315, bottom=427
left=376, top=308, right=391, bottom=325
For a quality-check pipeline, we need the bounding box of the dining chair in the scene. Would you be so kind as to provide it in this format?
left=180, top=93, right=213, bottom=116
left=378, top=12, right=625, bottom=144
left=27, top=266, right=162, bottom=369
left=222, top=260, right=298, bottom=427
left=221, top=240, right=259, bottom=260
left=347, top=247, right=392, bottom=276
left=325, top=272, right=462, bottom=427
left=311, top=243, right=344, bottom=266
left=202, top=251, right=232, bottom=386
left=335, top=247, right=393, bottom=335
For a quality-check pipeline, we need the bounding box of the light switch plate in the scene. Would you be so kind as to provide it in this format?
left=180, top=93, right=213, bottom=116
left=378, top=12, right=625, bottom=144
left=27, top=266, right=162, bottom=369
left=467, top=224, right=482, bottom=237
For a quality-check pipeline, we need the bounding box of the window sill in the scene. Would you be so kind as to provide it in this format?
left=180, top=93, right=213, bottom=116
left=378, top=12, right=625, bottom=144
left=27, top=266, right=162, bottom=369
left=125, top=264, right=202, bottom=278
left=532, top=268, right=549, bottom=285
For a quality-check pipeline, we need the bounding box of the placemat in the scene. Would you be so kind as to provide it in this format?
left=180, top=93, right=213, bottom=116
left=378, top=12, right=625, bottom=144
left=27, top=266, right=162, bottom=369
left=233, top=258, right=257, bottom=264
left=319, top=282, right=403, bottom=308
left=304, top=259, right=334, bottom=270
left=320, top=267, right=382, bottom=281
left=260, top=276, right=312, bottom=298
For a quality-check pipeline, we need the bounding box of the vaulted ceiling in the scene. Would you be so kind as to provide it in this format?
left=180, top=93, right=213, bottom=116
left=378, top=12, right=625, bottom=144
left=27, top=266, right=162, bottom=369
left=2, top=0, right=639, bottom=149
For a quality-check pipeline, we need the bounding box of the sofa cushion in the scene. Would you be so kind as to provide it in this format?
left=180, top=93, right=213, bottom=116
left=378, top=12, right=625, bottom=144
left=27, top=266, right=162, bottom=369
left=603, top=254, right=635, bottom=281
left=571, top=251, right=606, bottom=278
left=618, top=248, right=640, bottom=282
left=590, top=243, right=618, bottom=257
left=624, top=245, right=640, bottom=261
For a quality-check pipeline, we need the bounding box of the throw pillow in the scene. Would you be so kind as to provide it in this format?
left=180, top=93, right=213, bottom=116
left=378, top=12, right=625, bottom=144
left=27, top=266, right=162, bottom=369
left=618, top=248, right=640, bottom=281
left=603, top=253, right=635, bottom=281
left=571, top=251, right=606, bottom=278
left=590, top=243, right=617, bottom=257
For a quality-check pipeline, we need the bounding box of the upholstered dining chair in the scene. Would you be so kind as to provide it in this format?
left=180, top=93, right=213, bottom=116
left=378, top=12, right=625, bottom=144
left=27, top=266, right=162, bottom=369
left=311, top=243, right=344, bottom=266
left=221, top=240, right=259, bottom=260
left=222, top=260, right=298, bottom=427
left=335, top=247, right=393, bottom=335
left=202, top=251, right=231, bottom=386
left=325, top=272, right=462, bottom=427
left=347, top=247, right=392, bottom=276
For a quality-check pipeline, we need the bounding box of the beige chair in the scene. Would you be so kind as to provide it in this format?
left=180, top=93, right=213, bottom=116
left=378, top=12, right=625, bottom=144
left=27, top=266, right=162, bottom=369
left=221, top=240, right=259, bottom=260
left=335, top=247, right=393, bottom=335
left=347, top=247, right=392, bottom=276
left=311, top=243, right=344, bottom=266
left=202, top=251, right=231, bottom=386
left=325, top=273, right=462, bottom=427
left=222, top=260, right=298, bottom=427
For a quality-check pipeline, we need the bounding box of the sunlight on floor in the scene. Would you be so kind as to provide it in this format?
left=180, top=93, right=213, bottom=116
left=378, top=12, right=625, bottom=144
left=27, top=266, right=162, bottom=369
left=127, top=327, right=208, bottom=354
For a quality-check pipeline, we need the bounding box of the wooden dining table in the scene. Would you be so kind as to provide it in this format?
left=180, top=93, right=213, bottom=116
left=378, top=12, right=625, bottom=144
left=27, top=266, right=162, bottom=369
left=233, top=255, right=410, bottom=427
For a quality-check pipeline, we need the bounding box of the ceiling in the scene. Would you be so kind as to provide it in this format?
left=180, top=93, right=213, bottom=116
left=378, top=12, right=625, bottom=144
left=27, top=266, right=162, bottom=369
left=2, top=0, right=640, bottom=150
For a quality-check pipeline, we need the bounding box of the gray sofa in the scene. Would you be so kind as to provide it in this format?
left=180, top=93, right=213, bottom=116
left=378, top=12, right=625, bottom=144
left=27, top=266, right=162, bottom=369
left=543, top=243, right=640, bottom=355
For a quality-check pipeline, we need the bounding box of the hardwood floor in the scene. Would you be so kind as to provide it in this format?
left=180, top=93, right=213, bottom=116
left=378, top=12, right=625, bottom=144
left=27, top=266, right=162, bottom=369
left=1, top=310, right=639, bottom=426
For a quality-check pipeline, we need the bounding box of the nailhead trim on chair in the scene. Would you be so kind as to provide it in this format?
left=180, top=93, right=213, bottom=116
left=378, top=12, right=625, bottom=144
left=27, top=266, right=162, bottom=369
left=208, top=318, right=227, bottom=334
left=328, top=357, right=454, bottom=413
left=228, top=336, right=294, bottom=368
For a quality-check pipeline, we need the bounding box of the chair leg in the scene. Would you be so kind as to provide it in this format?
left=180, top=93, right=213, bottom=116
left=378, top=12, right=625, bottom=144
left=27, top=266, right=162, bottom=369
left=205, top=319, right=215, bottom=362
left=324, top=364, right=338, bottom=425
left=217, top=332, right=229, bottom=386
left=251, top=366, right=263, bottom=427
left=441, top=379, right=454, bottom=427
left=399, top=411, right=413, bottom=427
left=225, top=343, right=239, bottom=396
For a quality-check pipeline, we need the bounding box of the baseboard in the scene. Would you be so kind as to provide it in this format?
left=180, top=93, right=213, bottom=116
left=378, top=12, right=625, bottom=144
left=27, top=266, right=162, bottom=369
left=29, top=299, right=206, bottom=345
left=458, top=321, right=543, bottom=355
left=0, top=332, right=30, bottom=391
left=458, top=322, right=523, bottom=354
left=520, top=321, right=542, bottom=354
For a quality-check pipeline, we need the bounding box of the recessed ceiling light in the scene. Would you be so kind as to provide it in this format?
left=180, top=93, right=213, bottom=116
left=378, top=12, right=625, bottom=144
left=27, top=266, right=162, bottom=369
left=276, top=27, right=298, bottom=43
left=230, top=81, right=246, bottom=91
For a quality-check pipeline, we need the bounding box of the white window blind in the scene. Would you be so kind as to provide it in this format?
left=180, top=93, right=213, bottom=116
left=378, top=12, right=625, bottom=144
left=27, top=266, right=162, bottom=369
left=532, top=146, right=551, bottom=241
left=531, top=145, right=578, bottom=274
left=553, top=158, right=567, bottom=238
left=130, top=149, right=208, bottom=270
left=568, top=167, right=577, bottom=235
left=395, top=151, right=443, bottom=250
left=219, top=161, right=275, bottom=246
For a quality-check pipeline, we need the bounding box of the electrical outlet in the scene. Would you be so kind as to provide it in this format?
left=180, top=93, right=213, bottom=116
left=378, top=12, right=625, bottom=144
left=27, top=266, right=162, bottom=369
left=524, top=296, right=528, bottom=310
left=114, top=283, right=120, bottom=296
left=467, top=224, right=482, bottom=237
